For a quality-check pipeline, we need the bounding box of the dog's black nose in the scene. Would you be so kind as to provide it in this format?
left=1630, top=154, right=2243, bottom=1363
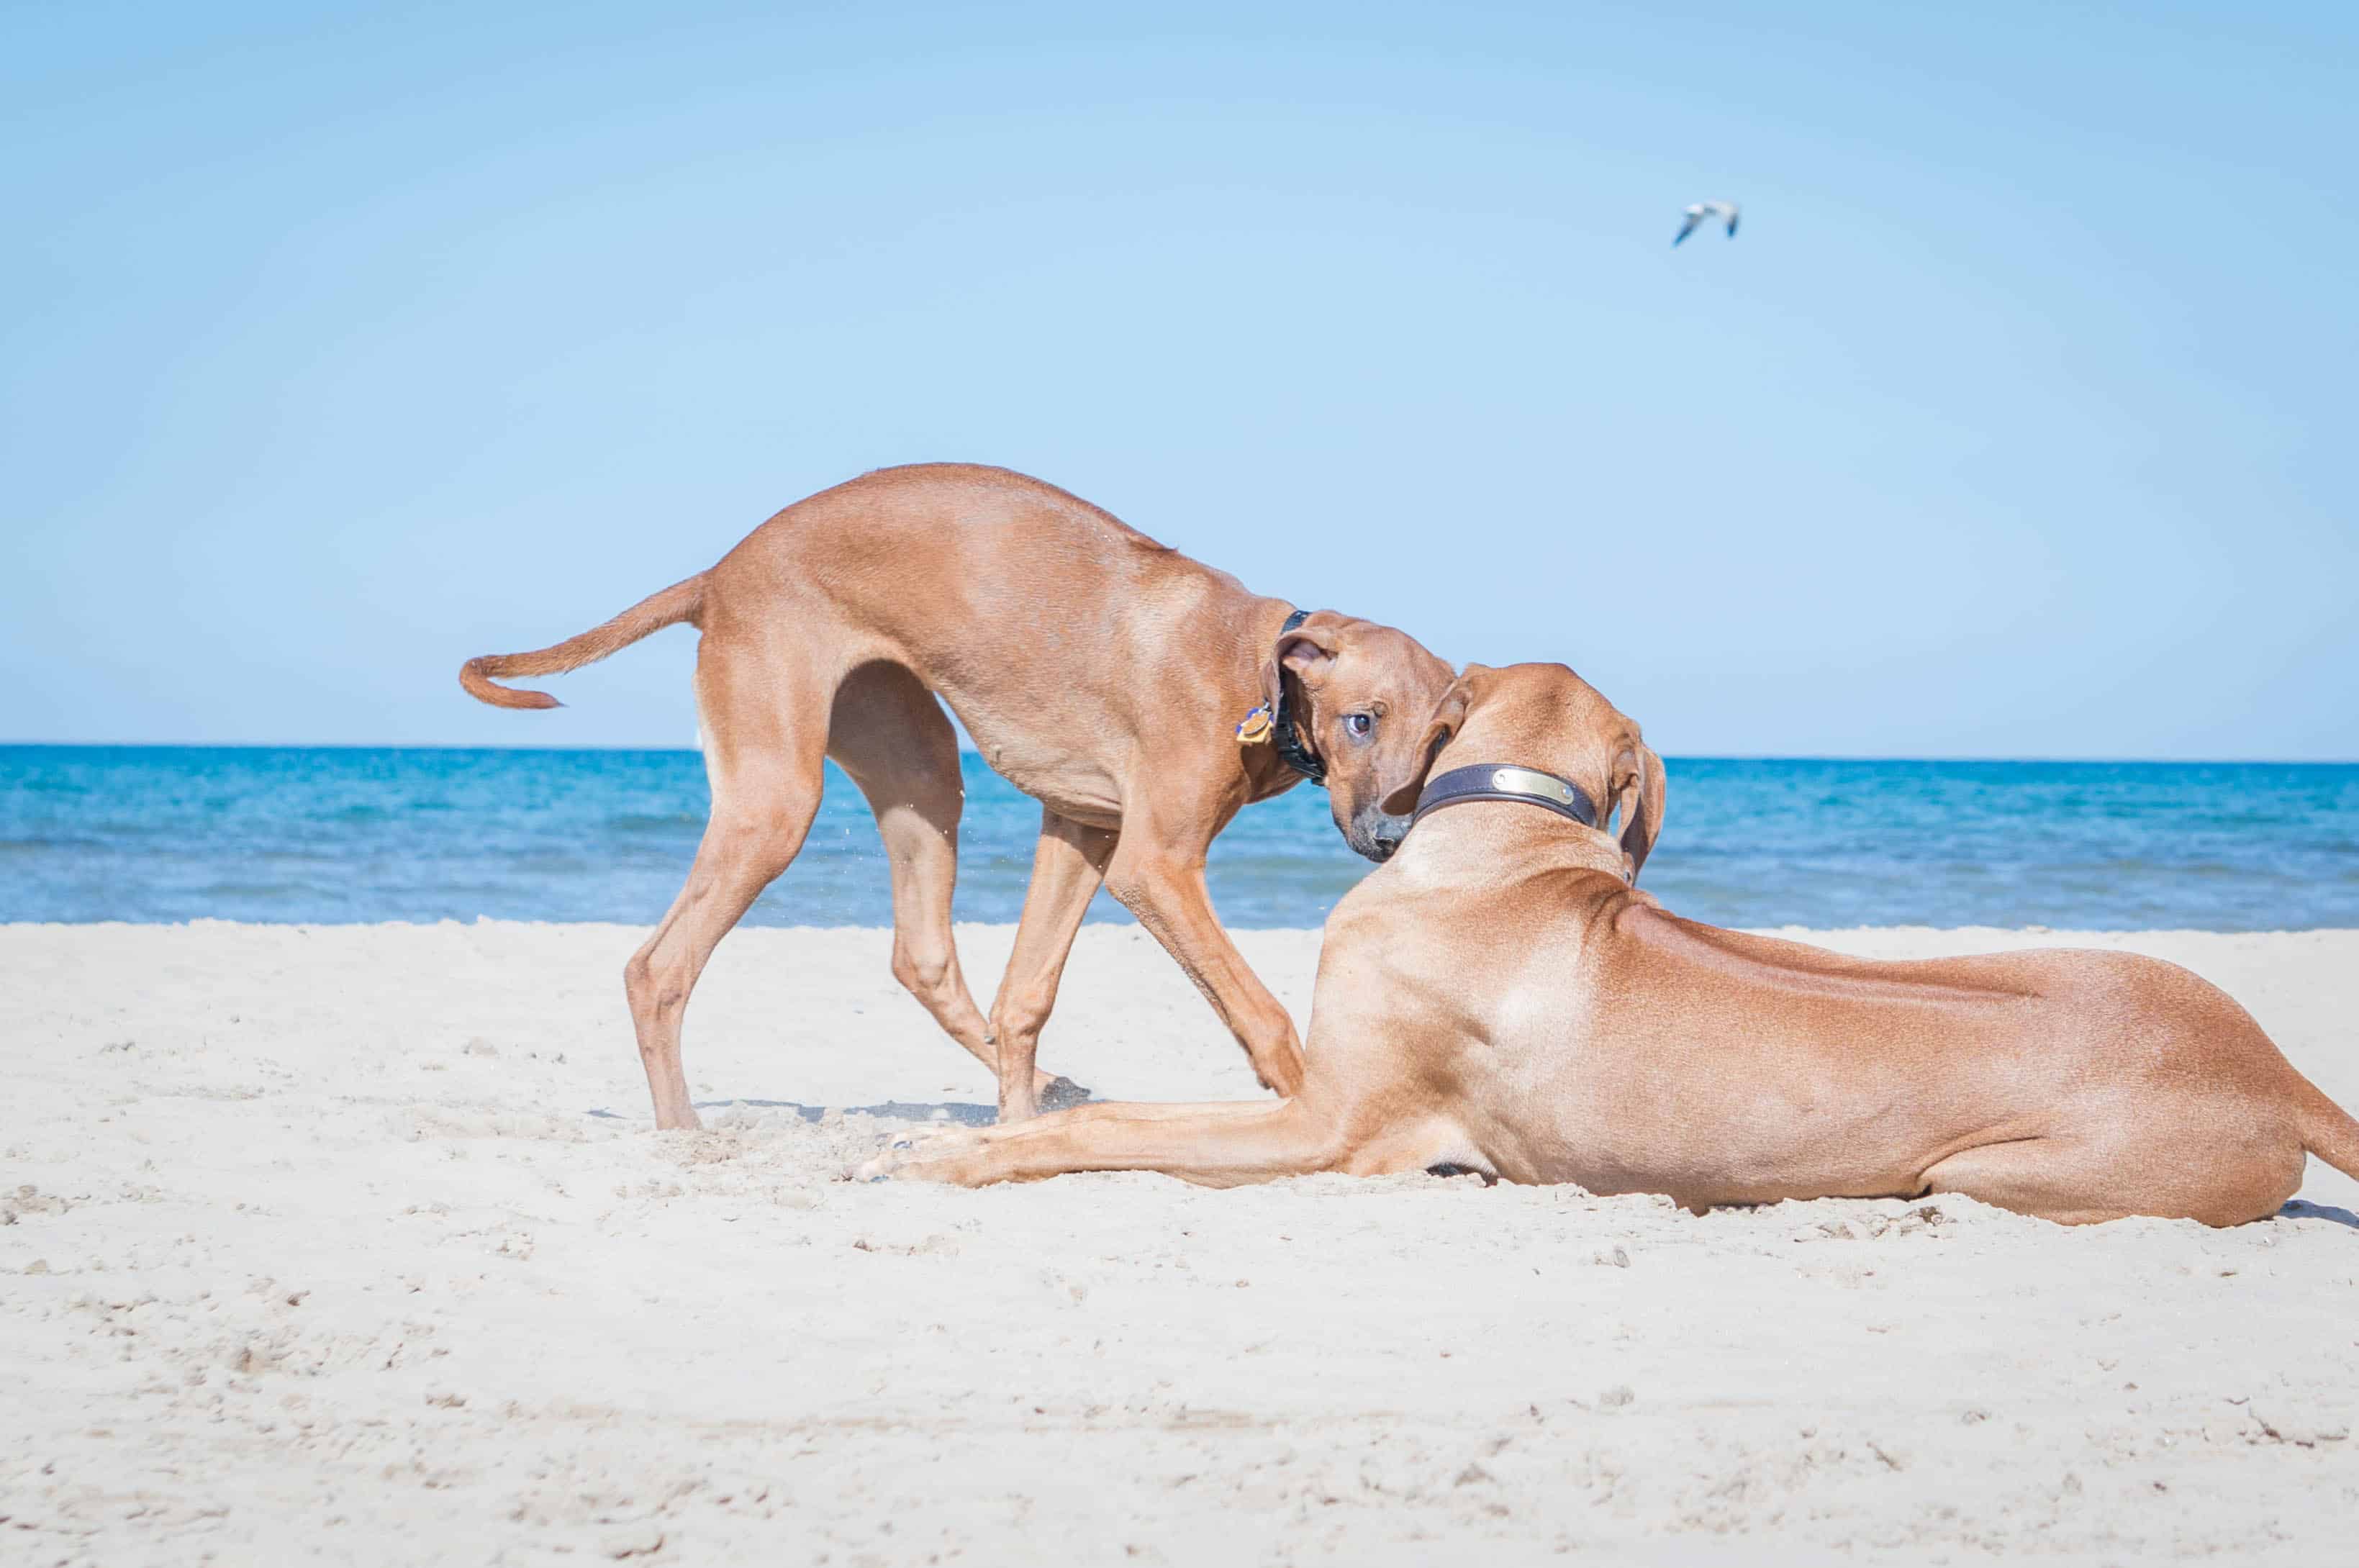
left=1370, top=830, right=1403, bottom=861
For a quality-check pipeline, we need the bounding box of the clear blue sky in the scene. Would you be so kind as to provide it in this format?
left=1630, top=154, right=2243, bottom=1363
left=5, top=2, right=2352, bottom=757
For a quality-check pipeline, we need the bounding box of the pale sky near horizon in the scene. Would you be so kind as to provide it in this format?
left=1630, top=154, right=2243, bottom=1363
left=5, top=2, right=2353, bottom=758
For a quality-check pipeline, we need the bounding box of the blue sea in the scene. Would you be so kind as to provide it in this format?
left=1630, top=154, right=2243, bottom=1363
left=4, top=747, right=2356, bottom=930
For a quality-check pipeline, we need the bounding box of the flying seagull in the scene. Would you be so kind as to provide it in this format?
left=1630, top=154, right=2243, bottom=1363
left=1674, top=200, right=1740, bottom=245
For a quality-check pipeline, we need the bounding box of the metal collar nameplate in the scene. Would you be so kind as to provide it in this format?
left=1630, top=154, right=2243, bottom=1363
left=1409, top=763, right=1601, bottom=833
left=1486, top=766, right=1588, bottom=810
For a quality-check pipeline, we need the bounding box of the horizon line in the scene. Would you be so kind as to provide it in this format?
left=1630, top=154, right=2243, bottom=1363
left=4, top=740, right=2355, bottom=767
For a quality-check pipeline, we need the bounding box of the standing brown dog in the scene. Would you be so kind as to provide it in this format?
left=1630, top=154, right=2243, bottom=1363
left=865, top=663, right=2359, bottom=1227
left=461, top=464, right=1453, bottom=1129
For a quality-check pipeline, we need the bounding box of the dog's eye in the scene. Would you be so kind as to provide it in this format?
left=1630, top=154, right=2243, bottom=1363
left=1344, top=712, right=1374, bottom=738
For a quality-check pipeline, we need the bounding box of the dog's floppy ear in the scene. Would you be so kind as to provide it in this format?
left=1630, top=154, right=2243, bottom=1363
left=1379, top=666, right=1482, bottom=816
left=1612, top=736, right=1668, bottom=882
left=1259, top=612, right=1341, bottom=717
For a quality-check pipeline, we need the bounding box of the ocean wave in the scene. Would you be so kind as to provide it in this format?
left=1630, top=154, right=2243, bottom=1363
left=604, top=812, right=707, bottom=834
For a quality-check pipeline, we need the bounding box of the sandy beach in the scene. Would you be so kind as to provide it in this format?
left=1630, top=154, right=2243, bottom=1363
left=5, top=920, right=2355, bottom=1564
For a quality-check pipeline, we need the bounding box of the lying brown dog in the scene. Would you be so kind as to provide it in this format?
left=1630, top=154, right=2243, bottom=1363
left=462, top=463, right=1452, bottom=1129
left=863, top=662, right=2359, bottom=1225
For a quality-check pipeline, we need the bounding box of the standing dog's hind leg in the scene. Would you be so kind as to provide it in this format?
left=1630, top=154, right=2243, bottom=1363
left=829, top=664, right=997, bottom=1073
left=623, top=656, right=828, bottom=1130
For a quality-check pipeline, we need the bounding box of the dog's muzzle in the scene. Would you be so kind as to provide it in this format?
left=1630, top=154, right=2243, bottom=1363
left=1354, top=807, right=1412, bottom=862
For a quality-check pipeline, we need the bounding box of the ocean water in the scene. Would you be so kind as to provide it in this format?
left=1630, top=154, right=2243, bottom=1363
left=3, top=747, right=2356, bottom=930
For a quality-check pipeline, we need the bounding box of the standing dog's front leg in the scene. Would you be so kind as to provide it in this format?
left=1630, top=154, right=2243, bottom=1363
left=1104, top=842, right=1307, bottom=1097
left=861, top=1098, right=1346, bottom=1187
left=987, top=809, right=1119, bottom=1123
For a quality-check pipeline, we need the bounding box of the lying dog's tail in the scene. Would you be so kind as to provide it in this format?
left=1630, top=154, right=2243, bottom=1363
left=2294, top=1078, right=2359, bottom=1183
left=459, top=574, right=707, bottom=710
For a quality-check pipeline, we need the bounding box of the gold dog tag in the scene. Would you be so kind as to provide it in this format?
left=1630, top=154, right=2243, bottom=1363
left=1235, top=704, right=1274, bottom=744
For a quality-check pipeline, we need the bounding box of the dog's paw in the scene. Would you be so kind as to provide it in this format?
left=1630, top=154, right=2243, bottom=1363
left=856, top=1124, right=987, bottom=1184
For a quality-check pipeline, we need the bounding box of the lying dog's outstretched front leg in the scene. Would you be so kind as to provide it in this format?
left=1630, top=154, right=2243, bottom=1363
left=861, top=1099, right=1352, bottom=1188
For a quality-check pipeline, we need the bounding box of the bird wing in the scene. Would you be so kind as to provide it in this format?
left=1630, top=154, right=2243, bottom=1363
left=1725, top=206, right=1739, bottom=237
left=1673, top=210, right=1703, bottom=246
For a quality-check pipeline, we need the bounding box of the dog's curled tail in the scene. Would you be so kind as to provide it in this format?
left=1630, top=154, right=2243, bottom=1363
left=2295, top=1078, right=2359, bottom=1183
left=459, top=573, right=707, bottom=710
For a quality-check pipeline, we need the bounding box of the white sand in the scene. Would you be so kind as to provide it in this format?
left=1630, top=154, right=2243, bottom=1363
left=5, top=921, right=2356, bottom=1564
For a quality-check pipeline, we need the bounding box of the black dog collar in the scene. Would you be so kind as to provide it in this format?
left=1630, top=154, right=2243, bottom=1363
left=1411, top=764, right=1600, bottom=831
left=1268, top=608, right=1327, bottom=785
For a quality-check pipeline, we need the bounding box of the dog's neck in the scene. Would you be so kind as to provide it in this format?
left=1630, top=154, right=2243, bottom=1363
left=1392, top=804, right=1631, bottom=899
left=1398, top=741, right=1629, bottom=884
left=1237, top=597, right=1316, bottom=799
